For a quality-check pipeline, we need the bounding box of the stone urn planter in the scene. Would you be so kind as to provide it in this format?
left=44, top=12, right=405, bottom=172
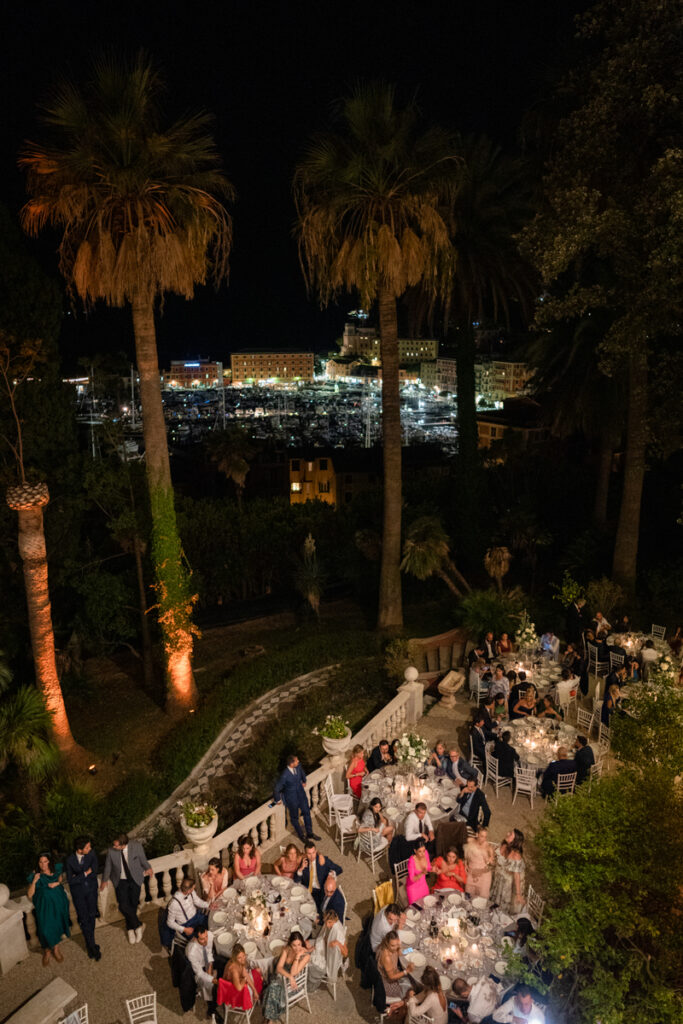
left=321, top=727, right=352, bottom=757
left=180, top=812, right=218, bottom=852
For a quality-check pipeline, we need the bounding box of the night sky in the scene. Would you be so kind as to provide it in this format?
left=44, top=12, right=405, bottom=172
left=1, top=0, right=585, bottom=369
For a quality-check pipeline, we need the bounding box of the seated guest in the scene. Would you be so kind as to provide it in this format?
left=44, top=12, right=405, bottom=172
left=480, top=696, right=501, bottom=738
left=510, top=688, right=537, bottom=720
left=370, top=902, right=405, bottom=952
left=624, top=652, right=640, bottom=680
left=262, top=931, right=310, bottom=1024
left=492, top=731, right=520, bottom=778
left=186, top=924, right=217, bottom=1010
left=219, top=942, right=263, bottom=1011
left=406, top=965, right=448, bottom=1024
left=490, top=984, right=545, bottom=1023
left=368, top=739, right=393, bottom=772
left=201, top=857, right=229, bottom=904
left=308, top=908, right=348, bottom=992
left=562, top=642, right=582, bottom=676
left=390, top=738, right=401, bottom=763
left=317, top=873, right=346, bottom=920
left=167, top=876, right=209, bottom=938
left=541, top=747, right=577, bottom=798
left=517, top=671, right=537, bottom=697
left=639, top=639, right=659, bottom=679
left=573, top=735, right=595, bottom=785
left=593, top=611, right=611, bottom=637
left=273, top=843, right=302, bottom=879
left=482, top=631, right=497, bottom=662
left=376, top=930, right=415, bottom=1000
left=604, top=664, right=627, bottom=698
left=452, top=778, right=491, bottom=831
left=595, top=634, right=610, bottom=661
left=536, top=694, right=563, bottom=721
left=446, top=747, right=479, bottom=786
left=406, top=839, right=431, bottom=905
left=345, top=744, right=367, bottom=798
left=470, top=659, right=489, bottom=696
left=614, top=613, right=631, bottom=633
left=496, top=632, right=513, bottom=655
left=295, top=842, right=342, bottom=901
left=540, top=630, right=560, bottom=661
left=405, top=802, right=436, bottom=854
left=493, top=692, right=507, bottom=719
left=233, top=835, right=261, bottom=880
left=470, top=715, right=489, bottom=765
left=452, top=975, right=501, bottom=1023
left=601, top=683, right=622, bottom=727
left=431, top=845, right=466, bottom=893
left=489, top=666, right=509, bottom=701
left=428, top=740, right=449, bottom=772
left=358, top=797, right=395, bottom=847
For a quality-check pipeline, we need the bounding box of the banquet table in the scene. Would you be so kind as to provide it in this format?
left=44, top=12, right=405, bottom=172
left=397, top=890, right=512, bottom=995
left=606, top=632, right=667, bottom=656
left=208, top=875, right=319, bottom=978
left=361, top=764, right=459, bottom=833
left=501, top=655, right=563, bottom=698
left=507, top=718, right=578, bottom=771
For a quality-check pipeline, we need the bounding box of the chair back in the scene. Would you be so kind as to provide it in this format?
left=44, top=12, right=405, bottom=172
left=599, top=723, right=611, bottom=744
left=556, top=772, right=577, bottom=795
left=393, top=857, right=410, bottom=884
left=526, top=884, right=545, bottom=927
left=514, top=766, right=536, bottom=792
left=323, top=774, right=335, bottom=805
left=609, top=652, right=624, bottom=670
left=576, top=708, right=594, bottom=734
left=60, top=1007, right=89, bottom=1024
left=485, top=753, right=499, bottom=782
left=373, top=880, right=395, bottom=914
left=285, top=964, right=309, bottom=1006
left=125, top=993, right=157, bottom=1024
left=651, top=623, right=666, bottom=640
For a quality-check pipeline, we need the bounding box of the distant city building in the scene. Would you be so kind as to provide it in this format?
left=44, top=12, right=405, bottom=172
left=475, top=359, right=533, bottom=402
left=325, top=357, right=362, bottom=378
left=324, top=359, right=418, bottom=382
left=162, top=359, right=224, bottom=388
left=230, top=351, right=315, bottom=383
left=340, top=322, right=438, bottom=364
left=476, top=398, right=547, bottom=453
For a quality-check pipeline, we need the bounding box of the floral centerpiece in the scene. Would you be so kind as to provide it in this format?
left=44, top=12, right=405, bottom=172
left=515, top=611, right=538, bottom=651
left=394, top=731, right=431, bottom=766
left=654, top=652, right=676, bottom=682
left=179, top=797, right=218, bottom=850
left=243, top=889, right=269, bottom=932
left=313, top=714, right=352, bottom=756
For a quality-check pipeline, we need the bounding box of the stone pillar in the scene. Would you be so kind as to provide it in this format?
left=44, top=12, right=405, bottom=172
left=320, top=753, right=345, bottom=793
left=0, top=885, right=30, bottom=973
left=399, top=668, right=425, bottom=725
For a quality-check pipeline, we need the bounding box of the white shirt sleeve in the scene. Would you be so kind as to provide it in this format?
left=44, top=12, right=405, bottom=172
left=167, top=895, right=190, bottom=934
left=192, top=891, right=210, bottom=912
left=404, top=813, right=419, bottom=841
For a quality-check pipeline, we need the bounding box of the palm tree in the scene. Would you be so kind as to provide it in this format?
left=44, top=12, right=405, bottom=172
left=444, top=136, right=536, bottom=480
left=207, top=427, right=257, bottom=512
left=20, top=54, right=234, bottom=715
left=294, top=82, right=458, bottom=631
left=484, top=545, right=512, bottom=594
left=400, top=516, right=471, bottom=597
left=293, top=534, right=326, bottom=617
left=0, top=686, right=61, bottom=815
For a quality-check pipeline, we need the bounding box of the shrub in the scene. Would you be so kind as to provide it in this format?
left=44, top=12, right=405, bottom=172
left=585, top=576, right=625, bottom=620
left=384, top=638, right=422, bottom=682
left=457, top=587, right=526, bottom=638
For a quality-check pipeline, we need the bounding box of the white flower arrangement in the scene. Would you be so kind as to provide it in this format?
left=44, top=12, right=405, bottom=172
left=244, top=890, right=268, bottom=925
left=515, top=611, right=538, bottom=649
left=394, top=731, right=431, bottom=765
left=655, top=653, right=676, bottom=680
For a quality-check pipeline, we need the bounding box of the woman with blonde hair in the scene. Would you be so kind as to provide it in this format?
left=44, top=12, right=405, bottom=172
left=219, top=942, right=263, bottom=1011
left=490, top=828, right=525, bottom=914
left=273, top=842, right=302, bottom=879
left=464, top=826, right=495, bottom=899
left=406, top=965, right=447, bottom=1024
left=345, top=744, right=367, bottom=798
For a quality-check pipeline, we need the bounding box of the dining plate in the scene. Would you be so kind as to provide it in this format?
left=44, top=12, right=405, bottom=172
left=212, top=911, right=227, bottom=925
left=270, top=939, right=285, bottom=954
left=471, top=896, right=488, bottom=910
left=243, top=941, right=257, bottom=956
left=300, top=902, right=316, bottom=918
left=398, top=929, right=416, bottom=944
left=447, top=892, right=462, bottom=904
left=482, top=936, right=494, bottom=946
left=245, top=876, right=259, bottom=887
left=238, top=895, right=247, bottom=905
left=271, top=876, right=287, bottom=887
left=385, top=806, right=399, bottom=817
left=495, top=961, right=508, bottom=975
left=428, top=805, right=444, bottom=818
left=468, top=976, right=478, bottom=986
left=439, top=975, right=451, bottom=991
left=290, top=885, right=305, bottom=898
left=423, top=894, right=437, bottom=908
left=216, top=931, right=234, bottom=947
left=496, top=913, right=513, bottom=927
left=406, top=908, right=421, bottom=922
left=409, top=951, right=426, bottom=967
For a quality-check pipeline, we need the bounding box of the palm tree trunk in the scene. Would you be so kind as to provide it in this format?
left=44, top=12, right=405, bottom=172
left=445, top=556, right=472, bottom=593
left=612, top=348, right=648, bottom=592
left=132, top=533, right=155, bottom=693
left=132, top=297, right=198, bottom=715
left=7, top=489, right=75, bottom=754
left=594, top=431, right=614, bottom=527
left=437, top=568, right=463, bottom=598
left=377, top=286, right=403, bottom=630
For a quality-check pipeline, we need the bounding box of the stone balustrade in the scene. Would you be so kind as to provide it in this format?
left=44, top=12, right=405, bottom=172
left=13, top=677, right=423, bottom=948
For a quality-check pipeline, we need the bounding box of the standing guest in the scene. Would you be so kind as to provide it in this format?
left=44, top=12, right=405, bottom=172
left=540, top=631, right=560, bottom=661
left=490, top=985, right=545, bottom=1023
left=186, top=924, right=218, bottom=1014
left=573, top=735, right=595, bottom=785
left=368, top=739, right=394, bottom=772
left=536, top=694, right=563, bottom=721
left=220, top=942, right=263, bottom=1012
left=540, top=747, right=578, bottom=798
left=262, top=930, right=310, bottom=1024
left=593, top=611, right=611, bottom=637
left=482, top=632, right=497, bottom=662
left=490, top=829, right=525, bottom=915
left=446, top=748, right=478, bottom=786
left=428, top=740, right=449, bottom=771
left=404, top=802, right=435, bottom=853
left=100, top=832, right=152, bottom=944
left=370, top=902, right=405, bottom=952
left=167, top=876, right=209, bottom=938
left=492, top=731, right=520, bottom=778
left=273, top=843, right=302, bottom=879
left=201, top=857, right=229, bottom=904
left=470, top=716, right=489, bottom=766
left=273, top=753, right=321, bottom=842
left=359, top=797, right=395, bottom=846
left=468, top=644, right=486, bottom=667
left=345, top=744, right=367, bottom=797
left=27, top=853, right=71, bottom=966
left=233, top=835, right=262, bottom=879
left=496, top=632, right=513, bottom=656
left=295, top=841, right=342, bottom=903
left=317, top=873, right=346, bottom=921
left=406, top=965, right=448, bottom=1024
left=453, top=778, right=491, bottom=832
left=566, top=597, right=587, bottom=646
left=431, top=845, right=467, bottom=893
left=66, top=835, right=100, bottom=961
left=464, top=827, right=495, bottom=899
left=510, top=689, right=537, bottom=720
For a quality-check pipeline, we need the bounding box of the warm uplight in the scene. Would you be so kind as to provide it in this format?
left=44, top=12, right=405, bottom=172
left=88, top=764, right=97, bottom=775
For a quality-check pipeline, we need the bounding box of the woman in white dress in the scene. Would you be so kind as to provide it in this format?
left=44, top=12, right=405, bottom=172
left=308, top=909, right=348, bottom=990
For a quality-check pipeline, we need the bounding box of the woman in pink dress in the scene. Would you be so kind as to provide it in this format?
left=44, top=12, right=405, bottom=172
left=406, top=839, right=431, bottom=905
left=233, top=835, right=262, bottom=880
left=464, top=826, right=495, bottom=899
left=201, top=857, right=230, bottom=904
left=345, top=744, right=367, bottom=799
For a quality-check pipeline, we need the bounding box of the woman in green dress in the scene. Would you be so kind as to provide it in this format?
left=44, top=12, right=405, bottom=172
left=27, top=853, right=71, bottom=965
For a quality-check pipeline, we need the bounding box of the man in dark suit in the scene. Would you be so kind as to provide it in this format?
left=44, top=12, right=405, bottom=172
left=468, top=644, right=486, bottom=668
left=452, top=778, right=491, bottom=831
left=481, top=632, right=496, bottom=662
left=470, top=716, right=488, bottom=765
left=274, top=753, right=321, bottom=842
left=317, top=873, right=346, bottom=920
left=367, top=739, right=393, bottom=772
left=573, top=735, right=595, bottom=785
left=492, top=731, right=520, bottom=779
left=100, top=833, right=153, bottom=944
left=446, top=748, right=478, bottom=785
left=66, top=835, right=101, bottom=960
left=566, top=598, right=586, bottom=646
left=295, top=841, right=342, bottom=906
left=541, top=748, right=578, bottom=798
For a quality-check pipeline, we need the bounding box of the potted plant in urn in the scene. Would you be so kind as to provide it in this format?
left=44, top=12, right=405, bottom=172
left=179, top=797, right=218, bottom=850
left=313, top=714, right=352, bottom=756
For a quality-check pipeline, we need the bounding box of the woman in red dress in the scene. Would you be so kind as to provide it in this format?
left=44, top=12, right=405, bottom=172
left=431, top=845, right=467, bottom=893
left=345, top=744, right=367, bottom=798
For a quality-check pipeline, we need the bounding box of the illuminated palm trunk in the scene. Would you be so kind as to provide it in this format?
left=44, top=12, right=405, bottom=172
left=377, top=287, right=403, bottom=630
left=6, top=483, right=75, bottom=752
left=132, top=297, right=199, bottom=715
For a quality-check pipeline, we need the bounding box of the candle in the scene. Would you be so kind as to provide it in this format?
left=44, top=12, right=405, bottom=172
left=471, top=943, right=478, bottom=955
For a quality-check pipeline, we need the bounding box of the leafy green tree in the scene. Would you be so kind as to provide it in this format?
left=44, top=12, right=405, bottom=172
left=611, top=673, right=683, bottom=777
left=458, top=586, right=525, bottom=639
left=21, top=52, right=235, bottom=714
left=521, top=0, right=683, bottom=591
left=0, top=686, right=61, bottom=814
left=400, top=515, right=471, bottom=597
left=206, top=427, right=258, bottom=512
left=294, top=82, right=457, bottom=630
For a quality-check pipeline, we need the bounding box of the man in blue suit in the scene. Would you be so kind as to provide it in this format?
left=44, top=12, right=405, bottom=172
left=274, top=754, right=321, bottom=842
left=295, top=841, right=342, bottom=908
left=317, top=873, right=346, bottom=921
left=66, top=835, right=101, bottom=960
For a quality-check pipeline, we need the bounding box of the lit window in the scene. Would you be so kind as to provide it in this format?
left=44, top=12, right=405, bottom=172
left=291, top=482, right=302, bottom=492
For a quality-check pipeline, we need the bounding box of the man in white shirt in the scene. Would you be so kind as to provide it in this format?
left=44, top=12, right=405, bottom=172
left=186, top=924, right=218, bottom=1010
left=640, top=639, right=659, bottom=679
left=492, top=986, right=545, bottom=1023
left=593, top=612, right=611, bottom=637
left=451, top=975, right=501, bottom=1022
left=369, top=902, right=405, bottom=952
left=167, top=877, right=209, bottom=936
left=404, top=802, right=435, bottom=855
